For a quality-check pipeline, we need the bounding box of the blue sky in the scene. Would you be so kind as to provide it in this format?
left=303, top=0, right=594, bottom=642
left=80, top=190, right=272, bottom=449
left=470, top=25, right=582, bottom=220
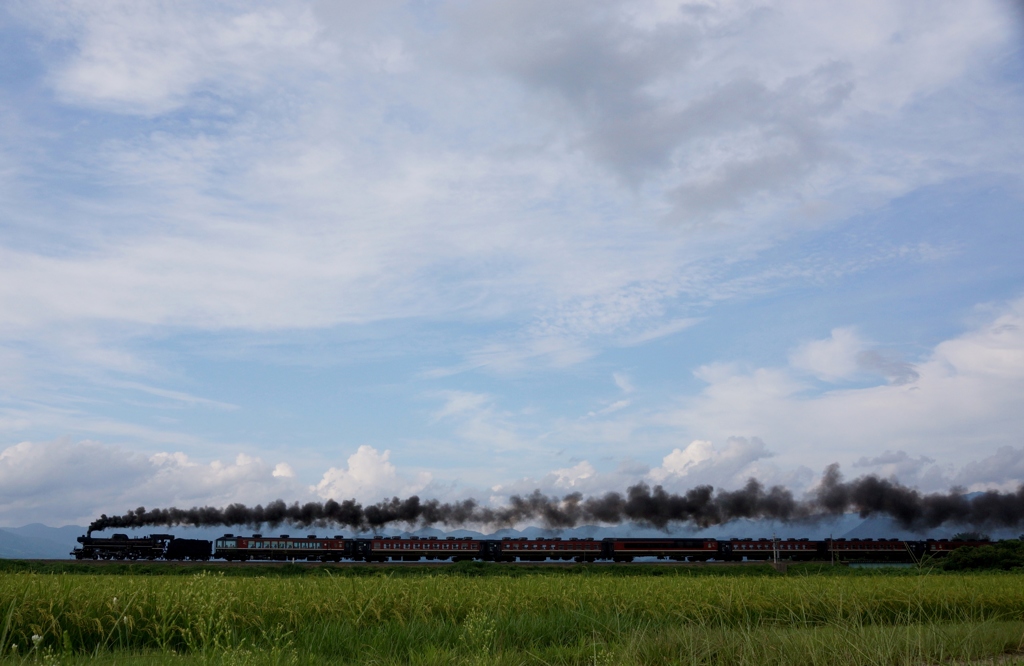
left=0, top=0, right=1022, bottom=527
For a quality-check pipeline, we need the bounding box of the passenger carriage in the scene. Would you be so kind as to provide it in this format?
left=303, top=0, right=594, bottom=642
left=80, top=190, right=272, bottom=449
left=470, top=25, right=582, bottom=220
left=367, top=535, right=482, bottom=562
left=213, top=534, right=350, bottom=561
left=496, top=536, right=602, bottom=562
left=602, top=538, right=720, bottom=562
left=730, top=538, right=823, bottom=561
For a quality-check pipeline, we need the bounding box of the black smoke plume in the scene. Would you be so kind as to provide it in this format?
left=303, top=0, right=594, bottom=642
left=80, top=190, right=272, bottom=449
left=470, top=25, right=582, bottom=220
left=88, top=464, right=1024, bottom=534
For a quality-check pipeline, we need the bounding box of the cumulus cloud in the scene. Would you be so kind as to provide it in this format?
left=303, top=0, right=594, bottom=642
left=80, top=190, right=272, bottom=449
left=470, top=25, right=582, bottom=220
left=951, top=446, right=1024, bottom=492
left=0, top=438, right=304, bottom=526
left=6, top=434, right=1024, bottom=529
left=853, top=450, right=936, bottom=479
left=0, top=438, right=440, bottom=526
left=272, top=462, right=295, bottom=478
left=672, top=295, right=1024, bottom=470
left=789, top=328, right=919, bottom=384
left=493, top=437, right=792, bottom=500
left=789, top=328, right=866, bottom=381
left=647, top=437, right=786, bottom=488
left=491, top=459, right=626, bottom=498
left=313, top=445, right=431, bottom=503
left=550, top=461, right=597, bottom=489
left=847, top=446, right=1024, bottom=493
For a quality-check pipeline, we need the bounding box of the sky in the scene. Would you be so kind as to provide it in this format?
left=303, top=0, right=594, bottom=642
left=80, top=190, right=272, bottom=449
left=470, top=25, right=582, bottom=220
left=0, top=0, right=1023, bottom=528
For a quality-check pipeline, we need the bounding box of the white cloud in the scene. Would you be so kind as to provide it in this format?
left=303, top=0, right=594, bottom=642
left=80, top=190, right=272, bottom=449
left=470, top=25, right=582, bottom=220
left=3, top=433, right=1024, bottom=529
left=951, top=446, right=1024, bottom=492
left=272, top=462, right=295, bottom=478
left=0, top=1, right=1019, bottom=523
left=848, top=446, right=1024, bottom=493
left=613, top=372, right=635, bottom=394
left=588, top=399, right=631, bottom=418
left=429, top=391, right=535, bottom=456
left=492, top=459, right=619, bottom=497
left=788, top=329, right=920, bottom=386
left=431, top=391, right=494, bottom=420
left=0, top=438, right=440, bottom=526
left=671, top=295, right=1024, bottom=469
left=492, top=438, right=785, bottom=499
left=446, top=0, right=1016, bottom=224
left=111, top=381, right=239, bottom=410
left=789, top=327, right=865, bottom=381
left=852, top=449, right=937, bottom=482
left=620, top=318, right=702, bottom=346
left=313, top=445, right=431, bottom=503
left=40, top=2, right=323, bottom=115
left=550, top=461, right=597, bottom=489
left=0, top=0, right=1016, bottom=379
left=651, top=439, right=715, bottom=479
left=648, top=437, right=783, bottom=488
left=0, top=438, right=306, bottom=526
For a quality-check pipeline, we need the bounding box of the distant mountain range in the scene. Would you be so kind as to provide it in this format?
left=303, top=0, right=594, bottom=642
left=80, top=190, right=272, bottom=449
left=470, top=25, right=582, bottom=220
left=2, top=518, right=1018, bottom=559
left=0, top=524, right=86, bottom=559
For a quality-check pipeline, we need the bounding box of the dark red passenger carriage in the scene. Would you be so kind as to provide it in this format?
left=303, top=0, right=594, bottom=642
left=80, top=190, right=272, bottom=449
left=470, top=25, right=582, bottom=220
left=495, top=536, right=602, bottom=562
left=214, top=534, right=350, bottom=561
left=367, top=535, right=483, bottom=561
left=602, top=538, right=720, bottom=562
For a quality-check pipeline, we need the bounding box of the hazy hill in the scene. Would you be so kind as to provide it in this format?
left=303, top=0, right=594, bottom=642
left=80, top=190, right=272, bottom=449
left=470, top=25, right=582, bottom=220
left=0, top=526, right=75, bottom=559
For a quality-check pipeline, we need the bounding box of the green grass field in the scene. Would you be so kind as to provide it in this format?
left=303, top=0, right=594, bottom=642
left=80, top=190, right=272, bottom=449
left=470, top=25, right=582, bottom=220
left=2, top=563, right=1024, bottom=665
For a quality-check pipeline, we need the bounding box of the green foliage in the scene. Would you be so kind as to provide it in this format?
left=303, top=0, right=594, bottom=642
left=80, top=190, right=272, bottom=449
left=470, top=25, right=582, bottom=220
left=941, top=540, right=1024, bottom=571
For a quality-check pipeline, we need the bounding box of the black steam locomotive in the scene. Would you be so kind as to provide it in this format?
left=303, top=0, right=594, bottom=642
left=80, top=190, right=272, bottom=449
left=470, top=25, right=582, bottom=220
left=73, top=533, right=212, bottom=560
left=72, top=532, right=991, bottom=563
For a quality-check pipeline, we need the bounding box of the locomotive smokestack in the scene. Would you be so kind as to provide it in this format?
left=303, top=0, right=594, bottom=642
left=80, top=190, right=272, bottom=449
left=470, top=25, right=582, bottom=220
left=87, top=465, right=1024, bottom=534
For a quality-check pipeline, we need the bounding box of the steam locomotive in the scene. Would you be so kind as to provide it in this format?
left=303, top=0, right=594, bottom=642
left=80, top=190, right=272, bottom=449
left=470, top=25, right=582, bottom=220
left=72, top=533, right=214, bottom=561
left=72, top=532, right=991, bottom=563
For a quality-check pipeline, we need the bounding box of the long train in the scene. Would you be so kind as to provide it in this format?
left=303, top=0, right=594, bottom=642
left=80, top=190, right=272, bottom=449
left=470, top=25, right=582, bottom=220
left=72, top=532, right=991, bottom=563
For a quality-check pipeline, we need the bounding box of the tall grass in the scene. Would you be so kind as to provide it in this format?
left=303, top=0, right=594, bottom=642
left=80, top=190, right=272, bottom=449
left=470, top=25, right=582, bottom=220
left=2, top=571, right=1024, bottom=664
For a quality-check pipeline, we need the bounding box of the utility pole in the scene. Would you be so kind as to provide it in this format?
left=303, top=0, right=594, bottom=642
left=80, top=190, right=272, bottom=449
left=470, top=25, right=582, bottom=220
left=772, top=531, right=778, bottom=565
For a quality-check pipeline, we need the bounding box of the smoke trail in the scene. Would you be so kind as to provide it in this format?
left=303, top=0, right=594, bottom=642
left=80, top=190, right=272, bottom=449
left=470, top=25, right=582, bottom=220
left=88, top=464, right=1024, bottom=534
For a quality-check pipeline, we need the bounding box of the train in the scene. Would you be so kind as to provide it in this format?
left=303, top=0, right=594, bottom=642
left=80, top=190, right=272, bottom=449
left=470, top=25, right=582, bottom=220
left=72, top=532, right=993, bottom=563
